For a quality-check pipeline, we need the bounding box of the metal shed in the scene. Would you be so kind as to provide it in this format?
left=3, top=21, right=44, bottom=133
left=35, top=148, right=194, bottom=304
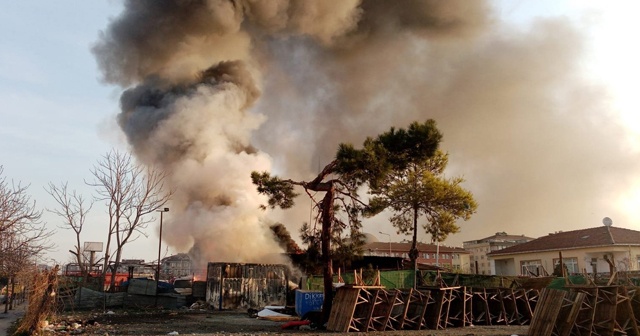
left=206, top=262, right=288, bottom=310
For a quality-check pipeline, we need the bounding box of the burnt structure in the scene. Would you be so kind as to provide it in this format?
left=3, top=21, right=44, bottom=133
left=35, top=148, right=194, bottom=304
left=206, top=262, right=288, bottom=310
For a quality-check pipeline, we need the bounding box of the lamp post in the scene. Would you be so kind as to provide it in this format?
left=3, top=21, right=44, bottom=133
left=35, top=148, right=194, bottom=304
left=156, top=207, right=169, bottom=306
left=434, top=226, right=440, bottom=267
left=379, top=231, right=391, bottom=256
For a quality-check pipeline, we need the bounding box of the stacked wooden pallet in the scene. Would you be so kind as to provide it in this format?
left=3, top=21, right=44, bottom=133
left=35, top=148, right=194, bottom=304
left=326, top=285, right=540, bottom=332
left=527, top=286, right=640, bottom=336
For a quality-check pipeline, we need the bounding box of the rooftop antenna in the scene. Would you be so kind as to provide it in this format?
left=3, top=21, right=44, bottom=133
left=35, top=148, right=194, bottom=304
left=602, top=217, right=613, bottom=227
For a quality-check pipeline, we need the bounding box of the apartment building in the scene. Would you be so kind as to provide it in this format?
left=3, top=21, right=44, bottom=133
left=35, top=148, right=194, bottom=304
left=463, top=232, right=534, bottom=275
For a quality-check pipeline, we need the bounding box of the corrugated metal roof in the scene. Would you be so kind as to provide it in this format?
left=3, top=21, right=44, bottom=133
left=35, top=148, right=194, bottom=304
left=489, top=225, right=640, bottom=256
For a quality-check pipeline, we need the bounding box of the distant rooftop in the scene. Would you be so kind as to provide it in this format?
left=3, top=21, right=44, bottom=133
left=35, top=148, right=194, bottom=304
left=489, top=225, right=640, bottom=256
left=161, top=253, right=191, bottom=262
left=365, top=241, right=468, bottom=254
left=464, top=232, right=534, bottom=245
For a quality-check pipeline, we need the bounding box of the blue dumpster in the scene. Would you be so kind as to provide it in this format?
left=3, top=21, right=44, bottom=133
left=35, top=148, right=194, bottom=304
left=295, top=290, right=323, bottom=317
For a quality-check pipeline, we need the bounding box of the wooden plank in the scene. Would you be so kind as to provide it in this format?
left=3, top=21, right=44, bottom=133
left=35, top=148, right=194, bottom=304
left=513, top=288, right=534, bottom=325
left=387, top=290, right=408, bottom=331
left=487, top=288, right=508, bottom=325
left=570, top=287, right=597, bottom=336
left=327, top=287, right=361, bottom=332
left=423, top=288, right=445, bottom=329
left=499, top=288, right=519, bottom=325
left=614, top=286, right=639, bottom=336
left=402, top=288, right=431, bottom=330
left=438, top=288, right=455, bottom=329
left=446, top=287, right=473, bottom=328
left=629, top=287, right=640, bottom=334
left=366, top=289, right=396, bottom=331
left=527, top=288, right=567, bottom=336
left=471, top=288, right=492, bottom=326
left=556, top=291, right=585, bottom=336
left=592, top=286, right=617, bottom=336
left=349, top=288, right=375, bottom=332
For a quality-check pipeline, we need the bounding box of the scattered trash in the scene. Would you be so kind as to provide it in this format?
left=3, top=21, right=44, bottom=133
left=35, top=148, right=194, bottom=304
left=189, top=300, right=207, bottom=310
left=167, top=331, right=179, bottom=335
left=281, top=320, right=310, bottom=330
left=257, top=309, right=290, bottom=318
left=106, top=311, right=115, bottom=315
left=256, top=308, right=299, bottom=322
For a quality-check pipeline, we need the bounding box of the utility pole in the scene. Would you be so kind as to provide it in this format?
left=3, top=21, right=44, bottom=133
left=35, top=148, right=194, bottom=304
left=379, top=231, right=391, bottom=256
left=155, top=207, right=169, bottom=307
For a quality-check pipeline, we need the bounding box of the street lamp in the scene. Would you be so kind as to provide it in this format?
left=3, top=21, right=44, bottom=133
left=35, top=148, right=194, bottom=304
left=379, top=231, right=391, bottom=256
left=156, top=207, right=169, bottom=306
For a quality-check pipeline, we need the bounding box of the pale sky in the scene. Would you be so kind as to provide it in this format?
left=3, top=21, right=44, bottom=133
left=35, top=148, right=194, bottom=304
left=1, top=1, right=639, bottom=265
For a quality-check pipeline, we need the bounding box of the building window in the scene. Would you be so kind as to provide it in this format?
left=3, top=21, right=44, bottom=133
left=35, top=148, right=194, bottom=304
left=553, top=257, right=579, bottom=274
left=520, top=260, right=542, bottom=276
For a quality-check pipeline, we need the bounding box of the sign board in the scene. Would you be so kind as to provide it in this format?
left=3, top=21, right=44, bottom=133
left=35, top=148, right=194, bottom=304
left=84, top=242, right=104, bottom=252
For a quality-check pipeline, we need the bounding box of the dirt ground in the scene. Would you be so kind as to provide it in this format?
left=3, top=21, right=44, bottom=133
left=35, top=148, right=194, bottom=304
left=37, top=309, right=530, bottom=336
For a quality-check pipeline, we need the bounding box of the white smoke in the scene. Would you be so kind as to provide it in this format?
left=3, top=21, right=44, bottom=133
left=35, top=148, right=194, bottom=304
left=94, top=1, right=640, bottom=266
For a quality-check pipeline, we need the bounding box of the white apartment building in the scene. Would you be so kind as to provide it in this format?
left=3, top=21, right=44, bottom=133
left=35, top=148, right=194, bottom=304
left=463, top=232, right=534, bottom=275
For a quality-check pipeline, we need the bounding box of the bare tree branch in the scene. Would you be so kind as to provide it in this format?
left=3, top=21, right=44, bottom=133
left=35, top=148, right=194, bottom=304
left=0, top=166, right=54, bottom=299
left=86, top=150, right=173, bottom=290
left=46, top=182, right=93, bottom=281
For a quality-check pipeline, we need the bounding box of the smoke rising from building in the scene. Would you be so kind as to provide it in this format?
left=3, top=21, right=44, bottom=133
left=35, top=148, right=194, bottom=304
left=94, top=1, right=639, bottom=265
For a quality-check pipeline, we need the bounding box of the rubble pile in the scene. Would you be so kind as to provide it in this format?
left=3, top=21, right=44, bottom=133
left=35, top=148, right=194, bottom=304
left=39, top=315, right=114, bottom=335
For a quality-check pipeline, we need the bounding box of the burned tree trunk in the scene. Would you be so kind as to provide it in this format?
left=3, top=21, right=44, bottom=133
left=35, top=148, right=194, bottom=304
left=321, top=187, right=335, bottom=323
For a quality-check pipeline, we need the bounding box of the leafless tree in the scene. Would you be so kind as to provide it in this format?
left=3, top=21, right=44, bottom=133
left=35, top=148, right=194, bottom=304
left=0, top=166, right=53, bottom=254
left=87, top=150, right=172, bottom=290
left=0, top=166, right=53, bottom=311
left=46, top=182, right=93, bottom=283
left=2, top=239, right=32, bottom=313
left=0, top=166, right=45, bottom=252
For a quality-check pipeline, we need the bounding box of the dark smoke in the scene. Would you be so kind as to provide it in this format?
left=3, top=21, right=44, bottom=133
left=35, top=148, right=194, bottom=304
left=94, top=1, right=639, bottom=266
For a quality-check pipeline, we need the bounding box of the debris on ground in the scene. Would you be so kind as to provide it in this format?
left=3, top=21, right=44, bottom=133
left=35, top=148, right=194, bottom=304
left=34, top=308, right=528, bottom=335
left=189, top=300, right=207, bottom=310
left=281, top=320, right=311, bottom=330
left=256, top=307, right=299, bottom=322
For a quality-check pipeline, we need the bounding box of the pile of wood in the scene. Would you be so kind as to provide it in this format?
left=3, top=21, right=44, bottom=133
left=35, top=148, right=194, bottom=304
left=528, top=286, right=640, bottom=336
left=326, top=285, right=540, bottom=332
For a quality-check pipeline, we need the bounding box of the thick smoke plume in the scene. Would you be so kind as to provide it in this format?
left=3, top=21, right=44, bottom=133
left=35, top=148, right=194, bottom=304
left=94, top=0, right=639, bottom=266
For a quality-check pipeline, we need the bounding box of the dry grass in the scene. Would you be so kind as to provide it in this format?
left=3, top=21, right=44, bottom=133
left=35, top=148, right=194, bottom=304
left=14, top=266, right=59, bottom=335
